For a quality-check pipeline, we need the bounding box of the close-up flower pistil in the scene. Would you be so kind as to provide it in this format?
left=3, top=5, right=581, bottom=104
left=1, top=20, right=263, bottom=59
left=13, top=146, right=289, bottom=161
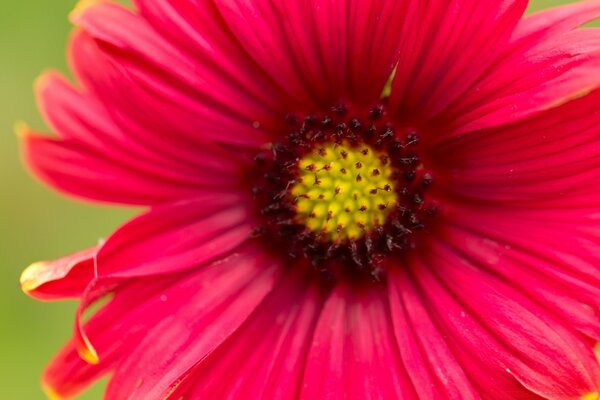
left=18, top=0, right=600, bottom=398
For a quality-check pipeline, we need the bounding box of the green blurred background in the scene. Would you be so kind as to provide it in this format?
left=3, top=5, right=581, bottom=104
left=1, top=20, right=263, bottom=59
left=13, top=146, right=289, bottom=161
left=0, top=0, right=590, bottom=399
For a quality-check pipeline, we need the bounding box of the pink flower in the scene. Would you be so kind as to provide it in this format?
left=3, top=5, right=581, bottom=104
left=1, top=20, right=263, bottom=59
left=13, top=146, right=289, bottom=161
left=20, top=0, right=600, bottom=398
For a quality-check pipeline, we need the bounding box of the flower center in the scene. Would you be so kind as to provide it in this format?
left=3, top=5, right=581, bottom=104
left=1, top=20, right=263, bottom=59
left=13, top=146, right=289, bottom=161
left=251, top=103, right=437, bottom=279
left=291, top=141, right=397, bottom=241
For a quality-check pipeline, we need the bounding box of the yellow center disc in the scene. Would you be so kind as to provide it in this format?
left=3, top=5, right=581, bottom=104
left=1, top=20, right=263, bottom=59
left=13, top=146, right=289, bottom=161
left=291, top=141, right=398, bottom=241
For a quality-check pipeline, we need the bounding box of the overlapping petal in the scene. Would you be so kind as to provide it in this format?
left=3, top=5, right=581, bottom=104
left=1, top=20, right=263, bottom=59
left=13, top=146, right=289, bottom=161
left=433, top=88, right=600, bottom=203
left=26, top=64, right=248, bottom=205
left=300, top=282, right=418, bottom=399
left=93, top=193, right=255, bottom=279
left=388, top=267, right=480, bottom=400
left=211, top=0, right=410, bottom=109
left=442, top=219, right=600, bottom=341
left=20, top=246, right=97, bottom=301
left=163, top=264, right=327, bottom=399
left=42, top=276, right=169, bottom=399
left=44, top=244, right=280, bottom=399
left=103, top=244, right=282, bottom=399
left=71, top=0, right=287, bottom=147
left=20, top=193, right=254, bottom=297
left=390, top=0, right=528, bottom=120
left=433, top=1, right=600, bottom=136
left=410, top=244, right=600, bottom=399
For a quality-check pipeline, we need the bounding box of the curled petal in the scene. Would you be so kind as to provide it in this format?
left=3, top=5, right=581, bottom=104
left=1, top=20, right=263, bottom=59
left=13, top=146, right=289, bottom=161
left=104, top=244, right=283, bottom=399
left=21, top=247, right=97, bottom=301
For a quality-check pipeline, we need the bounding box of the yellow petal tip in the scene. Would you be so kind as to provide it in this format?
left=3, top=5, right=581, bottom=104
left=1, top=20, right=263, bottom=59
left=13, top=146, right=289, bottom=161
left=20, top=261, right=48, bottom=293
left=34, top=71, right=54, bottom=95
left=14, top=120, right=30, bottom=139
left=77, top=339, right=99, bottom=365
left=42, top=383, right=65, bottom=400
left=70, top=0, right=104, bottom=21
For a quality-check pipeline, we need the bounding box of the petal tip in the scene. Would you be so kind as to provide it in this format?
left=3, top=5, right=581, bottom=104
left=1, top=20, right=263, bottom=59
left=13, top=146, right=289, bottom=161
left=14, top=120, right=30, bottom=140
left=69, top=0, right=105, bottom=22
left=33, top=71, right=59, bottom=97
left=76, top=338, right=99, bottom=365
left=42, top=382, right=66, bottom=400
left=20, top=261, right=48, bottom=294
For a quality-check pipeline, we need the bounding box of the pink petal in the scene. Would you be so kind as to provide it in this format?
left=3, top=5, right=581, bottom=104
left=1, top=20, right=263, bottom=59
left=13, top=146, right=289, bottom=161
left=437, top=9, right=600, bottom=135
left=412, top=240, right=600, bottom=399
left=440, top=203, right=600, bottom=340
left=44, top=245, right=278, bottom=398
left=212, top=0, right=410, bottom=109
left=67, top=30, right=257, bottom=164
left=442, top=222, right=600, bottom=341
left=444, top=206, right=600, bottom=294
left=22, top=130, right=223, bottom=205
left=407, top=255, right=545, bottom=399
left=95, top=193, right=255, bottom=278
left=71, top=1, right=284, bottom=147
left=300, top=282, right=417, bottom=399
left=27, top=68, right=247, bottom=205
left=433, top=88, right=600, bottom=203
left=42, top=337, right=109, bottom=399
left=41, top=275, right=170, bottom=398
left=36, top=70, right=244, bottom=176
left=64, top=193, right=255, bottom=364
left=104, top=244, right=282, bottom=399
left=163, top=263, right=328, bottom=399
left=133, top=0, right=297, bottom=111
left=514, top=0, right=600, bottom=42
left=20, top=247, right=97, bottom=301
left=387, top=266, right=480, bottom=399
left=390, top=0, right=527, bottom=118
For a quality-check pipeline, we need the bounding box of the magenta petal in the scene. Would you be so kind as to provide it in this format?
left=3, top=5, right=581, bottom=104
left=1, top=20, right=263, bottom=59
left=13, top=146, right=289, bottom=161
left=36, top=70, right=245, bottom=177
left=96, top=193, right=254, bottom=278
left=133, top=0, right=295, bottom=115
left=390, top=0, right=527, bottom=118
left=43, top=338, right=108, bottom=399
left=212, top=0, right=410, bottom=108
left=163, top=264, right=328, bottom=399
left=300, top=282, right=418, bottom=399
left=434, top=88, right=600, bottom=203
left=413, top=240, right=600, bottom=398
left=22, top=131, right=218, bottom=205
left=439, top=19, right=600, bottom=134
left=408, top=255, right=546, bottom=399
left=515, top=0, right=600, bottom=42
left=71, top=1, right=282, bottom=147
left=103, top=244, right=282, bottom=399
left=21, top=247, right=97, bottom=301
left=387, top=266, right=479, bottom=399
left=65, top=193, right=254, bottom=364
left=41, top=275, right=171, bottom=398
left=44, top=245, right=279, bottom=399
left=442, top=222, right=600, bottom=341
left=27, top=69, right=247, bottom=205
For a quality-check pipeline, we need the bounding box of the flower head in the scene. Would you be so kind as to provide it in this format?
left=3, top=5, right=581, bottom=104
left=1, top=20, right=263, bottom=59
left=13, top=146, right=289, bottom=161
left=21, top=0, right=600, bottom=398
